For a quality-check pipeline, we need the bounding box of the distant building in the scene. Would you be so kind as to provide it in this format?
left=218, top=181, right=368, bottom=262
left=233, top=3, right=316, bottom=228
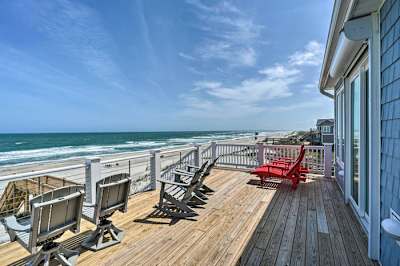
left=316, top=119, right=334, bottom=144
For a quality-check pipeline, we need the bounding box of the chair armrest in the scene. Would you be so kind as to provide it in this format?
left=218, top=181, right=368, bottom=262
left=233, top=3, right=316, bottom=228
left=186, top=164, right=200, bottom=170
left=157, top=179, right=190, bottom=187
left=174, top=169, right=194, bottom=176
left=3, top=216, right=31, bottom=232
left=83, top=202, right=96, bottom=207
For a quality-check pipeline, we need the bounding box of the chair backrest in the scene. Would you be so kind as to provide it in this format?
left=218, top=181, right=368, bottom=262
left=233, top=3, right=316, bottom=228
left=286, top=149, right=305, bottom=177
left=29, top=185, right=85, bottom=250
left=94, top=173, right=131, bottom=223
left=183, top=161, right=208, bottom=201
left=203, top=156, right=219, bottom=176
left=189, top=161, right=208, bottom=185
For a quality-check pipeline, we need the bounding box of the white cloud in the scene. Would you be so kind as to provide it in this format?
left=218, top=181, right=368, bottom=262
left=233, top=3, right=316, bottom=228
left=180, top=41, right=325, bottom=119
left=193, top=81, right=222, bottom=90
left=258, top=64, right=300, bottom=79
left=181, top=64, right=300, bottom=118
left=289, top=41, right=323, bottom=66
left=32, top=0, right=128, bottom=91
left=187, top=0, right=263, bottom=67
left=178, top=52, right=196, bottom=61
left=271, top=99, right=325, bottom=112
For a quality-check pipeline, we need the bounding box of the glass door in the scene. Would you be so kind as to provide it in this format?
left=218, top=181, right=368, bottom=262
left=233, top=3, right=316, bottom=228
left=348, top=60, right=370, bottom=228
left=350, top=75, right=361, bottom=205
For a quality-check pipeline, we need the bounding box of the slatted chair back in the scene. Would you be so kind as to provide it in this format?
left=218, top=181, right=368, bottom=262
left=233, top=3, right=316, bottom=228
left=286, top=149, right=305, bottom=177
left=94, top=173, right=131, bottom=224
left=183, top=161, right=208, bottom=201
left=203, top=156, right=219, bottom=176
left=29, top=185, right=85, bottom=252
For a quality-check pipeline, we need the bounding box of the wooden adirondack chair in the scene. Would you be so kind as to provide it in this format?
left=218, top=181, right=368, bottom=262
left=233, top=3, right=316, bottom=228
left=175, top=156, right=219, bottom=199
left=81, top=173, right=131, bottom=251
left=251, top=149, right=306, bottom=189
left=2, top=185, right=85, bottom=266
left=156, top=161, right=208, bottom=218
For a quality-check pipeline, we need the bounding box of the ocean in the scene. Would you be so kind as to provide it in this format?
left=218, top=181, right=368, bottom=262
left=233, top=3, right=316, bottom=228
left=0, top=131, right=267, bottom=167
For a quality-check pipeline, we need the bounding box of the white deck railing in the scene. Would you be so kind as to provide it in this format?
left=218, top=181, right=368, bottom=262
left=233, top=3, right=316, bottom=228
left=0, top=142, right=333, bottom=218
left=215, top=143, right=259, bottom=168
left=264, top=145, right=327, bottom=174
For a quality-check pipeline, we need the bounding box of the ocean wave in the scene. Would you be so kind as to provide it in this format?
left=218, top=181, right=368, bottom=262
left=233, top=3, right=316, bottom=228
left=0, top=131, right=264, bottom=166
left=0, top=141, right=169, bottom=164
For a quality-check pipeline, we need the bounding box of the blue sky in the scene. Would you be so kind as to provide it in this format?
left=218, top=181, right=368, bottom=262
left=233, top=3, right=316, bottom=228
left=0, top=0, right=334, bottom=133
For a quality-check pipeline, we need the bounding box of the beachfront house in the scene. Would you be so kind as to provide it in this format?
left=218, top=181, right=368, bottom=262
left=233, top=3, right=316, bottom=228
left=319, top=0, right=400, bottom=264
left=316, top=119, right=334, bottom=144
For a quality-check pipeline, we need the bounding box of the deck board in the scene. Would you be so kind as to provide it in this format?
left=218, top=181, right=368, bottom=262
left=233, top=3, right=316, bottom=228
left=0, top=169, right=377, bottom=266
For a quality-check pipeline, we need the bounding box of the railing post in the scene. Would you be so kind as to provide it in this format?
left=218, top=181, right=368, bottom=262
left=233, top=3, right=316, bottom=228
left=257, top=143, right=265, bottom=166
left=211, top=141, right=217, bottom=161
left=323, top=144, right=333, bottom=178
left=85, top=157, right=101, bottom=204
left=194, top=144, right=202, bottom=166
left=150, top=150, right=161, bottom=190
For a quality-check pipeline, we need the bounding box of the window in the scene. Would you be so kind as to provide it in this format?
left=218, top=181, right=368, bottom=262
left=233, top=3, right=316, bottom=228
left=336, top=87, right=345, bottom=165
left=322, top=126, right=331, bottom=133
left=351, top=75, right=361, bottom=205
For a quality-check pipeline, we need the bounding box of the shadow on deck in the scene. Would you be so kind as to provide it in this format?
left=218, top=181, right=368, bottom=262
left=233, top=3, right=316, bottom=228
left=0, top=169, right=376, bottom=265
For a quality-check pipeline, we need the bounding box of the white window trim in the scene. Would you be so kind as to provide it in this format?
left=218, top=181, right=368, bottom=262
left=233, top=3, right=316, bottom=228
left=336, top=85, right=345, bottom=167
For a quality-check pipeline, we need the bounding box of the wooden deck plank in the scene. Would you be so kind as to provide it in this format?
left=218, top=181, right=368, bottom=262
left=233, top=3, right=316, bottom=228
left=306, top=181, right=318, bottom=266
left=315, top=179, right=329, bottom=234
left=260, top=184, right=293, bottom=266
left=325, top=180, right=366, bottom=266
left=290, top=182, right=308, bottom=266
left=318, top=232, right=334, bottom=266
left=320, top=180, right=350, bottom=266
left=329, top=181, right=374, bottom=266
left=239, top=184, right=284, bottom=265
left=0, top=170, right=377, bottom=266
left=275, top=186, right=301, bottom=266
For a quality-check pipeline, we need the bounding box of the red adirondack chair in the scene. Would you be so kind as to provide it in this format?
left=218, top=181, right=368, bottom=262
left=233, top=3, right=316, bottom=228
left=262, top=145, right=309, bottom=175
left=251, top=148, right=306, bottom=189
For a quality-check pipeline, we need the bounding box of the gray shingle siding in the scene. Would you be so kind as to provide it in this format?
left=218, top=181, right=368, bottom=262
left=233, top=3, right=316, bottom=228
left=380, top=0, right=400, bottom=265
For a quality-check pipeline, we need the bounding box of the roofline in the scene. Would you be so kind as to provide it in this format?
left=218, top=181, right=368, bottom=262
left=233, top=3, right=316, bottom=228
left=319, top=0, right=354, bottom=95
left=319, top=0, right=383, bottom=98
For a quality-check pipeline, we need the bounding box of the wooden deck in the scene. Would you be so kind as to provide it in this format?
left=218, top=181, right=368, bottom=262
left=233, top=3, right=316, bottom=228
left=0, top=169, right=376, bottom=266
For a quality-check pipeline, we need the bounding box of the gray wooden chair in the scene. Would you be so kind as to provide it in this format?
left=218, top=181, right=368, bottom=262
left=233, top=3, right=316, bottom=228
left=2, top=185, right=85, bottom=266
left=156, top=161, right=208, bottom=218
left=175, top=156, right=219, bottom=198
left=81, top=173, right=131, bottom=251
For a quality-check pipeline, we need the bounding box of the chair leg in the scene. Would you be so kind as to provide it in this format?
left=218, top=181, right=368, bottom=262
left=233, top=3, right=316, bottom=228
left=28, top=242, right=79, bottom=266
left=200, top=184, right=214, bottom=193
left=189, top=194, right=207, bottom=206
left=194, top=190, right=208, bottom=200
left=82, top=219, right=124, bottom=251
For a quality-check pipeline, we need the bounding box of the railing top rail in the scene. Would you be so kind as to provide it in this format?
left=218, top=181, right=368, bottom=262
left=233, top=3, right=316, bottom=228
left=304, top=145, right=325, bottom=149
left=264, top=144, right=301, bottom=148
left=0, top=163, right=86, bottom=182
left=263, top=144, right=325, bottom=149
left=217, top=143, right=256, bottom=147
left=160, top=146, right=196, bottom=155
left=102, top=153, right=150, bottom=164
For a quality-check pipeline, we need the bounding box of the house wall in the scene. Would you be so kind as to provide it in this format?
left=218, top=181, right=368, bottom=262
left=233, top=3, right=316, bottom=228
left=380, top=1, right=400, bottom=264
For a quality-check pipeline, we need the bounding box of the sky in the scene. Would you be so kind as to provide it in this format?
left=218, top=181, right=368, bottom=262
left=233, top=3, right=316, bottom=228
left=0, top=0, right=334, bottom=133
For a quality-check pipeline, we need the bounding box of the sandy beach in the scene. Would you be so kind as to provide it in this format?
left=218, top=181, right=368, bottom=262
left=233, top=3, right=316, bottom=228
left=0, top=133, right=285, bottom=187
